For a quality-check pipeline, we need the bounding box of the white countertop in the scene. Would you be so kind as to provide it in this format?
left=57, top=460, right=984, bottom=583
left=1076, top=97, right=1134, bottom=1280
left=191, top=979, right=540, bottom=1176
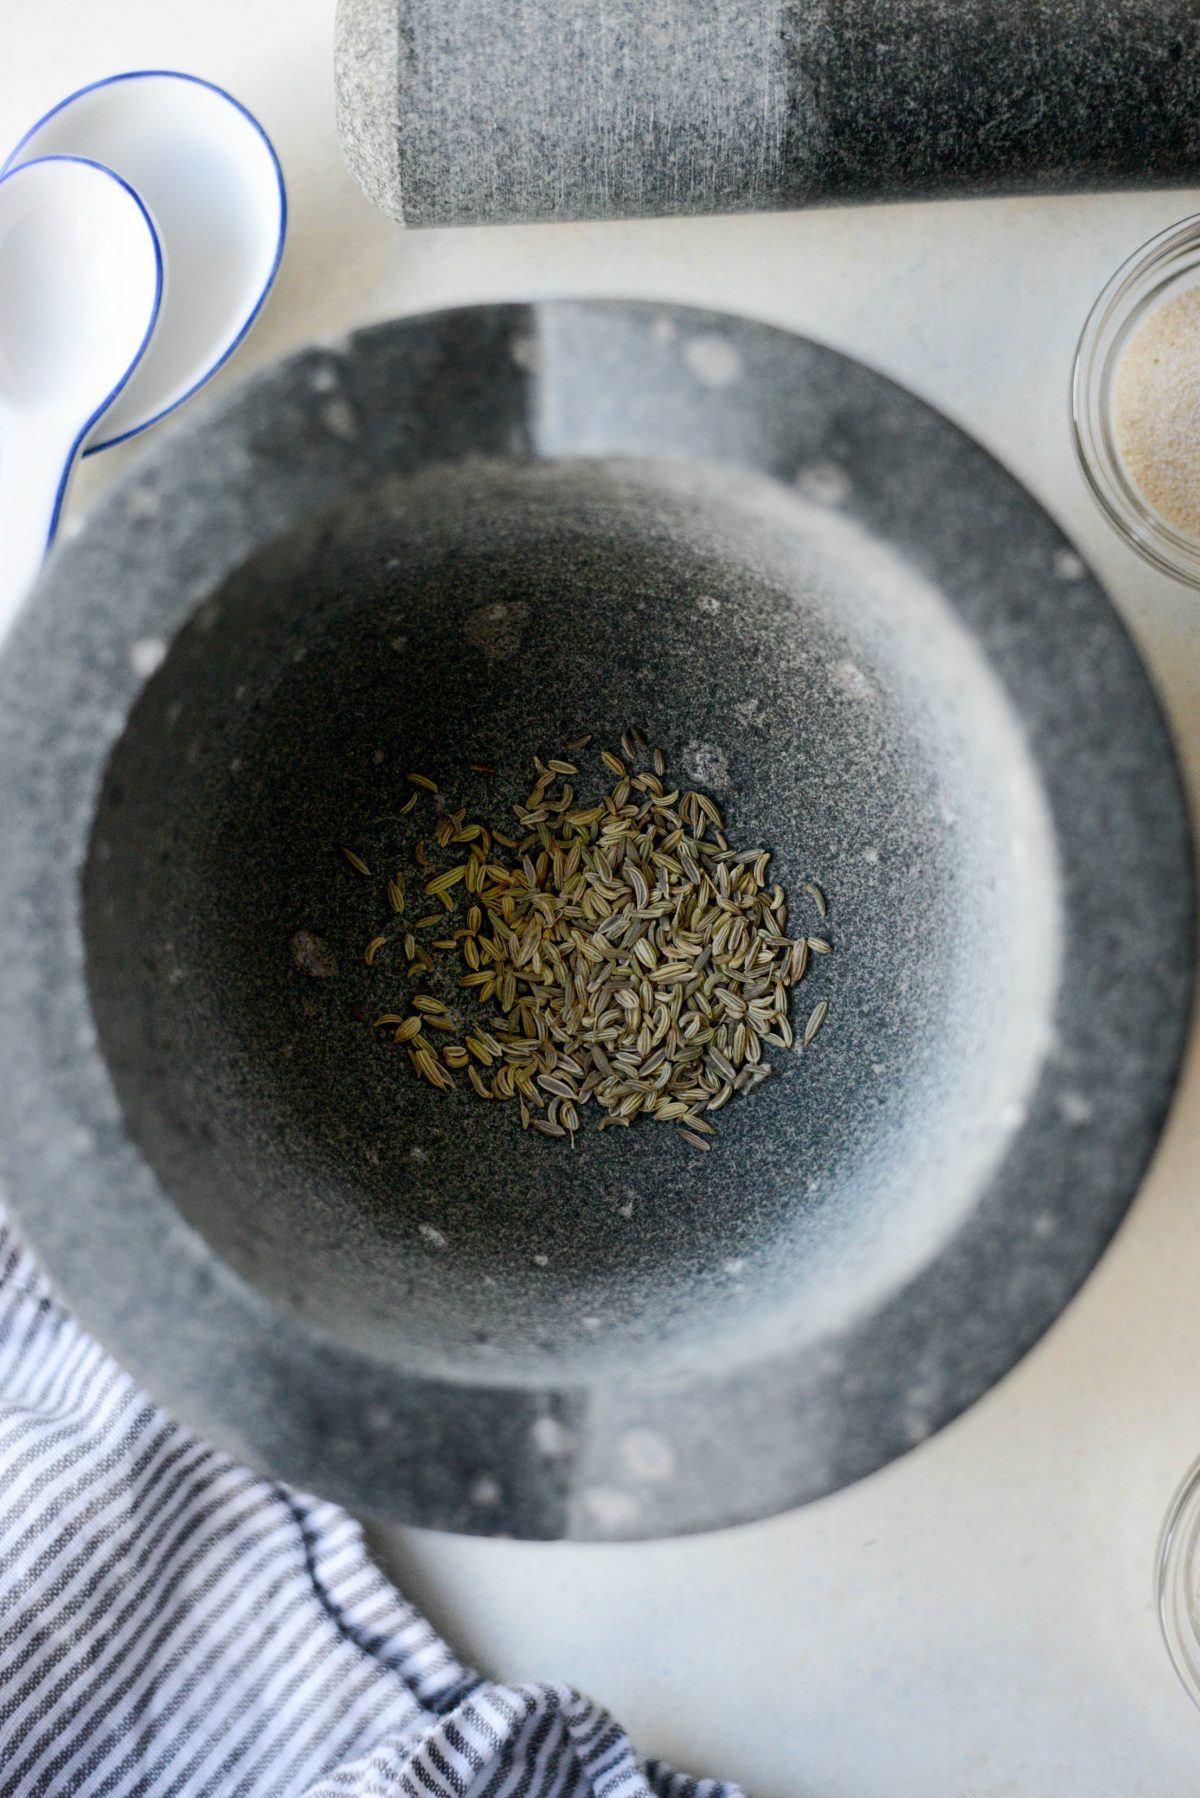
left=9, top=4, right=1200, bottom=1792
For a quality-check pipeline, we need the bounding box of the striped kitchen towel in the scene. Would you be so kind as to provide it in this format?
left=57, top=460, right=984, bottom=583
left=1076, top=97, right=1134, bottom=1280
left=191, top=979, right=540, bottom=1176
left=0, top=1208, right=744, bottom=1798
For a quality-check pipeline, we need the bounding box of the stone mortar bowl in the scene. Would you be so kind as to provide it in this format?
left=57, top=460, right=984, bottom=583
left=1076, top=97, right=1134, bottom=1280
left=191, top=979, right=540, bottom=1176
left=0, top=302, right=1191, bottom=1539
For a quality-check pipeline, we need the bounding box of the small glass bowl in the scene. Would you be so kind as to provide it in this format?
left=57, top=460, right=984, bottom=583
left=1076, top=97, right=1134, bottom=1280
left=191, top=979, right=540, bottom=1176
left=1072, top=212, right=1200, bottom=587
left=1157, top=1456, right=1200, bottom=1706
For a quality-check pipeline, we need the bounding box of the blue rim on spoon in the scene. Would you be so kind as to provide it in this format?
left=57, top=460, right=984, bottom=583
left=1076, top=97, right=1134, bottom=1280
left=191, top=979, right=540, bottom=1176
left=2, top=70, right=286, bottom=454
left=0, top=154, right=164, bottom=552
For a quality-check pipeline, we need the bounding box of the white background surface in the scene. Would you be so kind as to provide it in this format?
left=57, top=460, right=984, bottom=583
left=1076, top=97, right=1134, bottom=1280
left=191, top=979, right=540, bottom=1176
left=7, top=4, right=1200, bottom=1793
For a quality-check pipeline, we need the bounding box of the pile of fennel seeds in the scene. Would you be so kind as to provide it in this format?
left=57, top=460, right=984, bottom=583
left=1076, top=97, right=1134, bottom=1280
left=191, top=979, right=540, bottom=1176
left=341, top=728, right=831, bottom=1150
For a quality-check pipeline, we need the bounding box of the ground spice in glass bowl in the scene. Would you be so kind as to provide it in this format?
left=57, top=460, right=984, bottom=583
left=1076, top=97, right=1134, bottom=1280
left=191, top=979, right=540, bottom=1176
left=1074, top=210, right=1200, bottom=585
left=1111, top=287, right=1200, bottom=541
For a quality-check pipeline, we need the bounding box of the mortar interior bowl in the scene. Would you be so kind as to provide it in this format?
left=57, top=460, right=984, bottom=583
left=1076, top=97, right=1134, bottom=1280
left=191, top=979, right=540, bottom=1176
left=0, top=302, right=1190, bottom=1539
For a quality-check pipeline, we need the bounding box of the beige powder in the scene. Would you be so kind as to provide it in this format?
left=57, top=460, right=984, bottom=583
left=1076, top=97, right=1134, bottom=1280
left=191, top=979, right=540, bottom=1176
left=1112, top=287, right=1200, bottom=539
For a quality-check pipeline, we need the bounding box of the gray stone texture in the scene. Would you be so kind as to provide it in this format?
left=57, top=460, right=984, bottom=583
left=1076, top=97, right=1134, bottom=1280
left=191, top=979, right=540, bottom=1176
left=0, top=302, right=1190, bottom=1538
left=335, top=0, right=1200, bottom=226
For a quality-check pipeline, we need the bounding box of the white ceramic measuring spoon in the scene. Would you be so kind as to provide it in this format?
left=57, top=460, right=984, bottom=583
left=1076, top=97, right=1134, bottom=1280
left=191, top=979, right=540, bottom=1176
left=0, top=156, right=162, bottom=635
left=4, top=71, right=285, bottom=451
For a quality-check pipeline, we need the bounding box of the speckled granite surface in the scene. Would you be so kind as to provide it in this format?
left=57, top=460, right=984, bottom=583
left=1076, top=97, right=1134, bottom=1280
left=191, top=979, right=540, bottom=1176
left=0, top=302, right=1189, bottom=1538
left=336, top=0, right=1200, bottom=226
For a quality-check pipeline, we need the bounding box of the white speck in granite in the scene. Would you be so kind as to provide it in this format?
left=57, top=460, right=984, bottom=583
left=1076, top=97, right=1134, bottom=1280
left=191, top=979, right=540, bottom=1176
left=581, top=1486, right=639, bottom=1531
left=321, top=397, right=358, bottom=440
left=682, top=740, right=728, bottom=787
left=620, top=1428, right=676, bottom=1482
left=510, top=334, right=541, bottom=374
left=902, top=1410, right=933, bottom=1444
left=124, top=485, right=160, bottom=520
left=796, top=461, right=851, bottom=505
left=1053, top=547, right=1086, bottom=581
left=531, top=1416, right=570, bottom=1457
left=833, top=659, right=876, bottom=701
left=464, top=600, right=531, bottom=661
left=129, top=637, right=166, bottom=679
left=684, top=334, right=742, bottom=388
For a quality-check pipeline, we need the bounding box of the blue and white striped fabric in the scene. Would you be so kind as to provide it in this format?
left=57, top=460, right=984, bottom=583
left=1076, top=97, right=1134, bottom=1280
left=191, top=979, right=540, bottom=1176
left=0, top=1209, right=743, bottom=1798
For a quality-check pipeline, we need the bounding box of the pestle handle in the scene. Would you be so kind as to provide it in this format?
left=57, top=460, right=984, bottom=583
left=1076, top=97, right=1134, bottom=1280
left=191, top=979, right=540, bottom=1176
left=336, top=0, right=1200, bottom=229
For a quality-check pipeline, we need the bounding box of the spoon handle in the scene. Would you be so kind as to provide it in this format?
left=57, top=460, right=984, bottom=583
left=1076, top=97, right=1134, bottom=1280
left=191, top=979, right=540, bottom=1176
left=0, top=411, right=72, bottom=639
